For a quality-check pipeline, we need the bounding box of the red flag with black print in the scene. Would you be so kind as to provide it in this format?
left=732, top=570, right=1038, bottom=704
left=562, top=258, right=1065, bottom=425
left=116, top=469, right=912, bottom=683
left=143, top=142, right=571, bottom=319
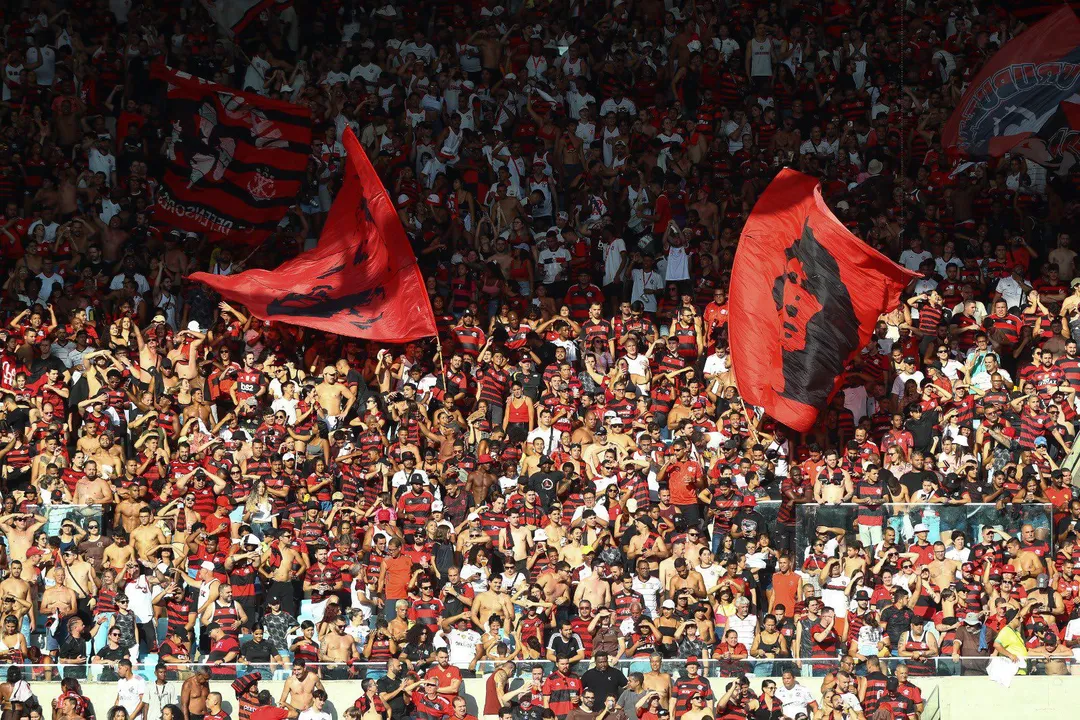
left=189, top=128, right=436, bottom=342
left=729, top=169, right=917, bottom=432
left=152, top=64, right=312, bottom=244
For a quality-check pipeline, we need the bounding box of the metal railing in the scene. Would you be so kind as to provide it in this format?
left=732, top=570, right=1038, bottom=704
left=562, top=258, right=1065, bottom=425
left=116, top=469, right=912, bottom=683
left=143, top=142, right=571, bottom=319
left=13, top=656, right=1072, bottom=682
left=793, top=502, right=1056, bottom=556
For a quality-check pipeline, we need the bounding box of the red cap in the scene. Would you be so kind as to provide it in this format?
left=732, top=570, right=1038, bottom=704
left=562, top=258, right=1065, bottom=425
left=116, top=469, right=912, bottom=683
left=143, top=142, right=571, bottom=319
left=216, top=496, right=232, bottom=508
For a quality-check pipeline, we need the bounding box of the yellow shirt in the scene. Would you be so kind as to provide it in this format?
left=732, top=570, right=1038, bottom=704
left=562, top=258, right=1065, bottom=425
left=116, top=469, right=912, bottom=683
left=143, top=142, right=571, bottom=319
left=994, top=624, right=1028, bottom=674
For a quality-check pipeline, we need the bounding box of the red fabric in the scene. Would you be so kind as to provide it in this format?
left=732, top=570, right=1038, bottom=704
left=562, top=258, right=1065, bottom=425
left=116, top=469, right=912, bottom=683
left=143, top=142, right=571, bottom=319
left=729, top=169, right=915, bottom=432
left=191, top=128, right=436, bottom=342
left=941, top=7, right=1080, bottom=158
left=151, top=63, right=312, bottom=244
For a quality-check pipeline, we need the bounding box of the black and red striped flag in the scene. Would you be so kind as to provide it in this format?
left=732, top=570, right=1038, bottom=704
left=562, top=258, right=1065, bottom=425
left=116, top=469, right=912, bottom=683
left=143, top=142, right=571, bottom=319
left=152, top=64, right=311, bottom=244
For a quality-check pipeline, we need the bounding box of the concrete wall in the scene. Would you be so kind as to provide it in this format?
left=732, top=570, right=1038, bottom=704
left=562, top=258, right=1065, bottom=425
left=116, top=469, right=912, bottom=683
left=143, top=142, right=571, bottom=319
left=28, top=676, right=1080, bottom=720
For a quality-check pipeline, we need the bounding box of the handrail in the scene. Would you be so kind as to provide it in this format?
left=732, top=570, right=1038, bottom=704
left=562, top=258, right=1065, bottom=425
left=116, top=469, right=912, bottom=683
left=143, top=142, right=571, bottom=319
left=19, top=655, right=1070, bottom=682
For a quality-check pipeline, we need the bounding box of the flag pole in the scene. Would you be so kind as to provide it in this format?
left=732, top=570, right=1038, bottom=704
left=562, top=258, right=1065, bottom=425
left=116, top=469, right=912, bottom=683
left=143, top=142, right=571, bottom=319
left=433, top=331, right=448, bottom=397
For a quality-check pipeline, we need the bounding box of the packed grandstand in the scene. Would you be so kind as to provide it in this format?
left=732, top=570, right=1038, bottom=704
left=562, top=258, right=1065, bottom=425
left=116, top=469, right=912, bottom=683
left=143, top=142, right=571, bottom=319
left=2, top=2, right=1080, bottom=720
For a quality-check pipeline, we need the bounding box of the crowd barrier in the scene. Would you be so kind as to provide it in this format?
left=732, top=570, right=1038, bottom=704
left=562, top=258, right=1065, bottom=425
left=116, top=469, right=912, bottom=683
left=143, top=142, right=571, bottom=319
left=17, top=656, right=1079, bottom=683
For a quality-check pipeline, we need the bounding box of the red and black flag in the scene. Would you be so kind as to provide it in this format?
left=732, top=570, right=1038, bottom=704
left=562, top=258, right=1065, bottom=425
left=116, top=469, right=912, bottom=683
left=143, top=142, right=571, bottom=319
left=729, top=169, right=916, bottom=432
left=152, top=64, right=311, bottom=244
left=189, top=128, right=436, bottom=342
left=199, top=0, right=289, bottom=36
left=941, top=7, right=1080, bottom=172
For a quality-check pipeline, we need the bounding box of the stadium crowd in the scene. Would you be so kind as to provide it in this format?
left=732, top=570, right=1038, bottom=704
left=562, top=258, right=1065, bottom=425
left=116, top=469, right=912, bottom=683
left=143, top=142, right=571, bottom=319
left=3, top=1, right=1080, bottom=720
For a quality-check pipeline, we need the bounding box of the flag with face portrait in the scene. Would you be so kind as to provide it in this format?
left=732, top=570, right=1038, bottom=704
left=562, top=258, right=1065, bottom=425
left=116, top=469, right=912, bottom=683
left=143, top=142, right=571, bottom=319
left=729, top=169, right=917, bottom=432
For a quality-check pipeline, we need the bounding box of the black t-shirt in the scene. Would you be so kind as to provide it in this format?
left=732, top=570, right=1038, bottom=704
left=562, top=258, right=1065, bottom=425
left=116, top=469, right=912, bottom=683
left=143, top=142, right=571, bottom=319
left=905, top=411, right=939, bottom=453
left=58, top=633, right=89, bottom=660
left=95, top=645, right=127, bottom=680
left=241, top=638, right=273, bottom=663
left=899, top=469, right=936, bottom=496
left=377, top=673, right=408, bottom=720
left=579, top=666, right=628, bottom=705
left=529, top=471, right=564, bottom=509
left=879, top=605, right=916, bottom=647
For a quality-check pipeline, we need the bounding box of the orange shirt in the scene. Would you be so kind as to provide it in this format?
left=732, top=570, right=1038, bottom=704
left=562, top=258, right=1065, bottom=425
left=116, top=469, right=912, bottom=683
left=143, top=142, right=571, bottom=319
left=426, top=665, right=463, bottom=698
left=771, top=570, right=800, bottom=618
left=382, top=553, right=414, bottom=599
left=667, top=461, right=704, bottom=505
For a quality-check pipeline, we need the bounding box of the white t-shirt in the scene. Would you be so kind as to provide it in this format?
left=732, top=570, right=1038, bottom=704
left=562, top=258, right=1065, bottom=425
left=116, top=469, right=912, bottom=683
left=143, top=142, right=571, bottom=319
left=117, top=676, right=147, bottom=715
left=298, top=709, right=331, bottom=720
left=444, top=628, right=482, bottom=666
left=775, top=683, right=816, bottom=719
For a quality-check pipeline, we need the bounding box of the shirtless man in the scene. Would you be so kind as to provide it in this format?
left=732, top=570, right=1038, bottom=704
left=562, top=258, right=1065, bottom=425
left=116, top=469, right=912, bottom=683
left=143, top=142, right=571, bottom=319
left=538, top=562, right=572, bottom=607
left=0, top=561, right=33, bottom=622
left=180, top=667, right=210, bottom=720
left=60, top=547, right=98, bottom=605
left=470, top=575, right=515, bottom=629
left=74, top=460, right=115, bottom=505
left=466, top=456, right=497, bottom=505
left=314, top=366, right=355, bottom=429
left=667, top=558, right=706, bottom=599
left=814, top=450, right=854, bottom=505
left=262, top=527, right=305, bottom=616
left=926, top=542, right=960, bottom=591
left=131, top=507, right=169, bottom=565
left=1006, top=536, right=1046, bottom=591
left=0, top=513, right=46, bottom=565
left=114, top=494, right=149, bottom=534
left=319, top=615, right=359, bottom=679
left=560, top=526, right=587, bottom=569
left=502, top=509, right=533, bottom=574
left=40, top=565, right=78, bottom=619
left=102, top=533, right=137, bottom=575
left=87, top=434, right=125, bottom=480
left=642, top=653, right=673, bottom=710
left=280, top=659, right=324, bottom=712
left=76, top=426, right=103, bottom=457
left=573, top=567, right=612, bottom=609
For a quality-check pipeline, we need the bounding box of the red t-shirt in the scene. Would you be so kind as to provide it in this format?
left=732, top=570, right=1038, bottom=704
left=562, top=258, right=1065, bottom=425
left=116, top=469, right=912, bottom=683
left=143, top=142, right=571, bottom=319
left=667, top=461, right=704, bottom=505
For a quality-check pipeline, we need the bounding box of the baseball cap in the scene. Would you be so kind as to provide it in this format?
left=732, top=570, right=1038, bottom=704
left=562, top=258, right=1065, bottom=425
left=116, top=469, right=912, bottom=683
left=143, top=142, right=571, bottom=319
left=963, top=612, right=981, bottom=626
left=913, top=523, right=929, bottom=533
left=534, top=529, right=548, bottom=542
left=662, top=599, right=676, bottom=609
left=431, top=501, right=445, bottom=512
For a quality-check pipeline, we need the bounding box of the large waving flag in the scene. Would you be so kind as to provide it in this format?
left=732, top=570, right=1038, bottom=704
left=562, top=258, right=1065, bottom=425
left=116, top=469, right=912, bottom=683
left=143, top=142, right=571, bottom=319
left=942, top=7, right=1080, bottom=171
left=729, top=169, right=917, bottom=432
left=153, top=64, right=311, bottom=244
left=189, top=128, right=436, bottom=342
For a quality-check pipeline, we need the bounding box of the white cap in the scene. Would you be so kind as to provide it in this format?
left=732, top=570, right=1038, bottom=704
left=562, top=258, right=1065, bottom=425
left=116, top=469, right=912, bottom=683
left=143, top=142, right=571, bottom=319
left=467, top=512, right=481, bottom=522
left=504, top=73, right=517, bottom=81
left=534, top=529, right=548, bottom=541
left=282, top=452, right=295, bottom=462
left=431, top=500, right=445, bottom=512
left=913, top=523, right=930, bottom=533
left=397, top=193, right=411, bottom=205
left=662, top=599, right=676, bottom=609
left=243, top=534, right=260, bottom=547
left=609, top=416, right=624, bottom=425
left=187, top=321, right=201, bottom=332
left=603, top=410, right=618, bottom=420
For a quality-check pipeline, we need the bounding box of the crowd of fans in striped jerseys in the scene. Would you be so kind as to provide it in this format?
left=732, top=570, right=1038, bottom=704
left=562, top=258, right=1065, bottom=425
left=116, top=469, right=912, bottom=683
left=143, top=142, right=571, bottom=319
left=4, top=2, right=1080, bottom=720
